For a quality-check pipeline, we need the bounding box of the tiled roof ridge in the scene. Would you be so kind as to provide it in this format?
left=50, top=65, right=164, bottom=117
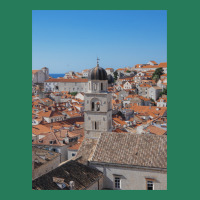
left=89, top=132, right=102, bottom=162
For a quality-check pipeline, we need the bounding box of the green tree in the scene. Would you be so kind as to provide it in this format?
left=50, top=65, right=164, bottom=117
left=159, top=88, right=167, bottom=98
left=126, top=70, right=131, bottom=73
left=70, top=92, right=78, bottom=96
left=152, top=68, right=164, bottom=82
left=150, top=98, right=156, bottom=106
left=113, top=70, right=118, bottom=81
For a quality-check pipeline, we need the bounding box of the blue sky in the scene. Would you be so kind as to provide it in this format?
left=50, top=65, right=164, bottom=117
left=32, top=10, right=167, bottom=73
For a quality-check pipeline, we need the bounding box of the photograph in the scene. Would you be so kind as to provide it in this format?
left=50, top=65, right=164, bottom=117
left=32, top=10, right=167, bottom=190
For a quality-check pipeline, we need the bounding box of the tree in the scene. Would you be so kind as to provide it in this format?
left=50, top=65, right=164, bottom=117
left=159, top=88, right=167, bottom=98
left=70, top=92, right=78, bottom=96
left=152, top=74, right=160, bottom=82
left=114, top=70, right=118, bottom=81
left=152, top=68, right=164, bottom=82
left=126, top=70, right=131, bottom=73
left=150, top=98, right=156, bottom=106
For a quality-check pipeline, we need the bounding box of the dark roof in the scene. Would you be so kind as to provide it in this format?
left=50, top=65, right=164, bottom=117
left=89, top=132, right=167, bottom=169
left=88, top=65, right=107, bottom=81
left=32, top=160, right=103, bottom=190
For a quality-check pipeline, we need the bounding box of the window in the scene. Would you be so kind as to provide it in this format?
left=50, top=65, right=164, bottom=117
left=95, top=121, right=97, bottom=130
left=72, top=153, right=76, bottom=157
left=114, top=177, right=121, bottom=189
left=92, top=102, right=95, bottom=111
left=147, top=180, right=154, bottom=190
left=101, top=83, right=103, bottom=90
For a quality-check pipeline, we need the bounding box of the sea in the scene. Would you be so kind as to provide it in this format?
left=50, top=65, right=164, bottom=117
left=49, top=74, right=65, bottom=78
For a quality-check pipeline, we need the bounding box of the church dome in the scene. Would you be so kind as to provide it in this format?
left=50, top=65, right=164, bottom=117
left=107, top=74, right=114, bottom=84
left=88, top=62, right=107, bottom=81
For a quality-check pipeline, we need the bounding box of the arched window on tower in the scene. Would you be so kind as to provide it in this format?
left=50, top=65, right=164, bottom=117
left=92, top=102, right=95, bottom=111
left=91, top=98, right=101, bottom=111
left=101, top=83, right=103, bottom=91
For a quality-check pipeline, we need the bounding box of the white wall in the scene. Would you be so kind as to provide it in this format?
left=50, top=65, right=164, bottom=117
left=90, top=163, right=167, bottom=190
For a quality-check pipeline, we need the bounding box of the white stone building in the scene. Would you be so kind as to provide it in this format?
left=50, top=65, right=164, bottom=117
left=148, top=86, right=162, bottom=101
left=32, top=67, right=49, bottom=84
left=82, top=69, right=90, bottom=78
left=44, top=78, right=88, bottom=93
left=105, top=68, right=114, bottom=75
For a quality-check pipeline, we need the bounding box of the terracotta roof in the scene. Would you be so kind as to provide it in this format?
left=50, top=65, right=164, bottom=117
left=113, top=118, right=127, bottom=126
left=135, top=62, right=167, bottom=69
left=139, top=83, right=151, bottom=88
left=75, top=138, right=98, bottom=165
left=45, top=78, right=88, bottom=83
left=32, top=125, right=50, bottom=135
left=149, top=61, right=157, bottom=64
left=68, top=138, right=84, bottom=151
left=125, top=94, right=150, bottom=102
left=32, top=70, right=40, bottom=74
left=145, top=125, right=167, bottom=136
left=105, top=68, right=113, bottom=70
left=32, top=132, right=65, bottom=147
left=157, top=97, right=167, bottom=103
left=158, top=62, right=167, bottom=68
left=90, top=132, right=167, bottom=169
left=131, top=104, right=167, bottom=118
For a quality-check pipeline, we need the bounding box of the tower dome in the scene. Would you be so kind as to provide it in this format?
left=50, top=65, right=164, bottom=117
left=88, top=58, right=107, bottom=80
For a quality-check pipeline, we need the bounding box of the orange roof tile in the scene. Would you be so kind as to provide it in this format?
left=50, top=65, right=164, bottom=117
left=145, top=125, right=166, bottom=135
left=32, top=70, right=40, bottom=74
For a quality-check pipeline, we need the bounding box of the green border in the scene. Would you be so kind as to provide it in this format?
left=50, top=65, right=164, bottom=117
left=1, top=0, right=198, bottom=199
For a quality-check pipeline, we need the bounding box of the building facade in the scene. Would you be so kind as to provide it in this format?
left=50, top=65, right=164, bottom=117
left=32, top=67, right=49, bottom=84
left=44, top=78, right=88, bottom=92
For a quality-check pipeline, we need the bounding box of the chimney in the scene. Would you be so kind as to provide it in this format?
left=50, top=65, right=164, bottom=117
left=69, top=181, right=75, bottom=190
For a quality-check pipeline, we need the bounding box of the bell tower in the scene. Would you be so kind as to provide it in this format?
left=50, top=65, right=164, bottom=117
left=84, top=58, right=112, bottom=139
